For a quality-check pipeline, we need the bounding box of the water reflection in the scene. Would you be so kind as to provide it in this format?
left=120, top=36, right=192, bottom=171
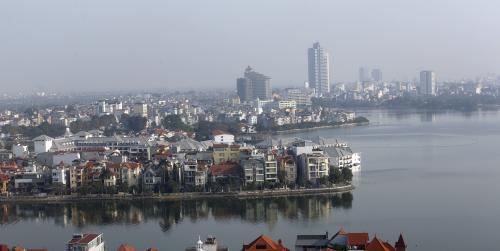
left=0, top=193, right=353, bottom=232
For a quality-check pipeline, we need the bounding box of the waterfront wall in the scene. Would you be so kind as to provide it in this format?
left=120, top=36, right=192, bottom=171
left=0, top=185, right=353, bottom=203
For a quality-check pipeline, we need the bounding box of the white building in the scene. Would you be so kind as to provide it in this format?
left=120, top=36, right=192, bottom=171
left=308, top=42, right=331, bottom=97
left=278, top=100, right=297, bottom=109
left=52, top=167, right=67, bottom=185
left=33, top=135, right=54, bottom=154
left=420, top=70, right=437, bottom=96
left=12, top=144, right=28, bottom=158
left=67, top=233, right=105, bottom=251
left=133, top=102, right=148, bottom=117
left=212, top=131, right=235, bottom=145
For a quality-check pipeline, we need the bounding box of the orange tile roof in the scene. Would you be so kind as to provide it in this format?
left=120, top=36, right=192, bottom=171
left=366, top=237, right=395, bottom=251
left=347, top=233, right=369, bottom=246
left=211, top=162, right=240, bottom=177
left=242, top=235, right=290, bottom=251
left=117, top=244, right=137, bottom=251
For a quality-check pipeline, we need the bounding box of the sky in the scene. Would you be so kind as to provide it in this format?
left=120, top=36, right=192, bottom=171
left=1, top=0, right=499, bottom=93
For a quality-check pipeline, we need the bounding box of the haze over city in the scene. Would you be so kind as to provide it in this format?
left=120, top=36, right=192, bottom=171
left=1, top=0, right=499, bottom=93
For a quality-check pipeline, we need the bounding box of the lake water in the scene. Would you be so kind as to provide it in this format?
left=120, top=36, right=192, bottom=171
left=2, top=109, right=500, bottom=250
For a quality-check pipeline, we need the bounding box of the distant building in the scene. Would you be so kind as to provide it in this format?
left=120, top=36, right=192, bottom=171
left=133, top=102, right=148, bottom=117
left=420, top=70, right=437, bottom=96
left=371, top=68, right=383, bottom=82
left=67, top=233, right=105, bottom=251
left=211, top=130, right=235, bottom=145
left=237, top=66, right=272, bottom=102
left=308, top=42, right=330, bottom=97
left=284, top=88, right=313, bottom=107
left=359, top=67, right=370, bottom=82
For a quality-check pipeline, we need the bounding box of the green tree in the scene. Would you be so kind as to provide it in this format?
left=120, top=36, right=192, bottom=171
left=163, top=115, right=191, bottom=131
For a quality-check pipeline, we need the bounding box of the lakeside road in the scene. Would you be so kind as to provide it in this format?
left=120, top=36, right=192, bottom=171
left=0, top=185, right=353, bottom=203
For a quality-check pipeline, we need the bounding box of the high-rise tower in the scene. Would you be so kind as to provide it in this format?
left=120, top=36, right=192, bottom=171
left=308, top=42, right=331, bottom=97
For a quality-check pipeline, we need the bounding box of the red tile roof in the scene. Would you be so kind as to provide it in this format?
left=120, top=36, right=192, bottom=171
left=347, top=233, right=369, bottom=246
left=68, top=233, right=100, bottom=245
left=117, top=244, right=137, bottom=251
left=0, top=245, right=9, bottom=251
left=366, top=237, right=396, bottom=251
left=242, top=235, right=290, bottom=251
left=211, top=162, right=240, bottom=177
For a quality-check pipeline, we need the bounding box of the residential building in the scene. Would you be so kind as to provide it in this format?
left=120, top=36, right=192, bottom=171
left=213, top=144, right=240, bottom=164
left=133, top=102, right=148, bottom=117
left=0, top=173, right=9, bottom=195
left=51, top=166, right=67, bottom=185
left=278, top=100, right=297, bottom=110
left=142, top=168, right=161, bottom=191
left=264, top=153, right=278, bottom=183
left=308, top=42, right=330, bottom=97
left=297, top=153, right=329, bottom=183
left=242, top=235, right=290, bottom=251
left=278, top=156, right=297, bottom=185
left=67, top=233, right=105, bottom=251
left=241, top=157, right=265, bottom=185
left=182, top=160, right=208, bottom=187
left=210, top=162, right=240, bottom=181
left=420, top=70, right=437, bottom=96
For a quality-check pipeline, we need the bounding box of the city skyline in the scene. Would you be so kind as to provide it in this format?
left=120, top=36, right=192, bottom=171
left=1, top=0, right=500, bottom=93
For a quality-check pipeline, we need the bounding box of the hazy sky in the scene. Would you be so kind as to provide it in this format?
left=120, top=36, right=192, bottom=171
left=1, top=0, right=499, bottom=93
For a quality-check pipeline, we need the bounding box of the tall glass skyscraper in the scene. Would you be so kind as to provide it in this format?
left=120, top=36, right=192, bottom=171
left=236, top=66, right=272, bottom=102
left=308, top=42, right=331, bottom=97
left=420, top=70, right=437, bottom=96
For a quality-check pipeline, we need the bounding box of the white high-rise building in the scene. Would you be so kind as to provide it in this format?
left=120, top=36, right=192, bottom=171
left=420, top=71, right=437, bottom=96
left=308, top=42, right=330, bottom=97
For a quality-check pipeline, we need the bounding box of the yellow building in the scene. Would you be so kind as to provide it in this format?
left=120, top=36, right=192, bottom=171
left=213, top=144, right=240, bottom=164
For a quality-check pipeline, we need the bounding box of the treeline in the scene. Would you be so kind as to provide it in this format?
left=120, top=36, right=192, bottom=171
left=259, top=117, right=369, bottom=132
left=383, top=95, right=481, bottom=111
left=1, top=123, right=66, bottom=138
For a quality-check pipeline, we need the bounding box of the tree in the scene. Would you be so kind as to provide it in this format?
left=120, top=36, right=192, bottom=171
left=163, top=115, right=191, bottom=131
left=122, top=115, right=147, bottom=133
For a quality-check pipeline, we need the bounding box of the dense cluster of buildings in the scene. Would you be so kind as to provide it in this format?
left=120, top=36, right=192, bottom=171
left=0, top=229, right=407, bottom=251
left=0, top=126, right=360, bottom=195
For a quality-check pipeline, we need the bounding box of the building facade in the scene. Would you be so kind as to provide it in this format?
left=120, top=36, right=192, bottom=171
left=308, top=42, right=330, bottom=97
left=420, top=70, right=437, bottom=96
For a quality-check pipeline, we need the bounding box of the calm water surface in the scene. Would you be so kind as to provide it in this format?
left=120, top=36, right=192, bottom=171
left=2, top=109, right=500, bottom=250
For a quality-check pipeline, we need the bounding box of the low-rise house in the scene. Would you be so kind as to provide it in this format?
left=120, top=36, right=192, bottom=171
left=242, top=235, right=290, bottom=251
left=116, top=162, right=142, bottom=188
left=241, top=157, right=265, bottom=185
left=278, top=155, right=297, bottom=185
left=67, top=233, right=105, bottom=251
left=264, top=153, right=278, bottom=183
left=0, top=172, right=9, bottom=195
left=142, top=168, right=161, bottom=191
left=210, top=162, right=240, bottom=181
left=69, top=166, right=84, bottom=190
left=297, top=153, right=329, bottom=184
left=213, top=144, right=240, bottom=164
left=51, top=165, right=67, bottom=185
left=14, top=172, right=45, bottom=191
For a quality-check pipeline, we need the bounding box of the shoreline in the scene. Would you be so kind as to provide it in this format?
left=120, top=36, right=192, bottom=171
left=272, top=122, right=369, bottom=134
left=0, top=185, right=353, bottom=203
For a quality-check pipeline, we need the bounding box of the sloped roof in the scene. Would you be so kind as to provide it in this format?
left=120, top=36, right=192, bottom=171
left=242, top=235, right=289, bottom=251
left=116, top=244, right=137, bottom=251
left=347, top=233, right=369, bottom=246
left=395, top=234, right=406, bottom=248
left=366, top=237, right=395, bottom=251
